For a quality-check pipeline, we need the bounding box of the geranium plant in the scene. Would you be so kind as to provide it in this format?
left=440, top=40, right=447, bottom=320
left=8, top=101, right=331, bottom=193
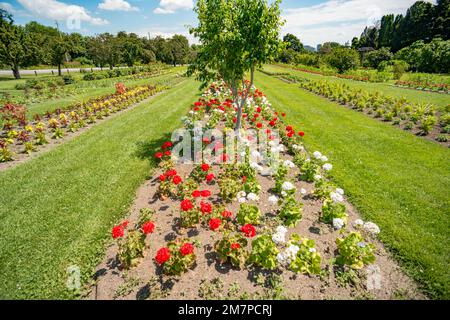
left=279, top=196, right=303, bottom=227
left=248, top=235, right=279, bottom=270
left=236, top=203, right=261, bottom=225
left=335, top=232, right=376, bottom=269
left=155, top=239, right=197, bottom=276
left=214, top=232, right=248, bottom=268
left=287, top=234, right=322, bottom=275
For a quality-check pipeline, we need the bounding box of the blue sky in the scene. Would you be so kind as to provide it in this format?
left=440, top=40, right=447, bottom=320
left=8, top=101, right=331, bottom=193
left=0, top=0, right=434, bottom=47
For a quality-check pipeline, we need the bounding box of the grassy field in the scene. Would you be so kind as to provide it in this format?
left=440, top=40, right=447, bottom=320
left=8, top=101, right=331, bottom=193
left=265, top=64, right=450, bottom=111
left=0, top=66, right=186, bottom=118
left=254, top=70, right=450, bottom=299
left=0, top=77, right=200, bottom=299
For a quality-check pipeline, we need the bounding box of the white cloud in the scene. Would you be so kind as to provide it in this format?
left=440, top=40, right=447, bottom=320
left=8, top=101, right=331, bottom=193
left=17, top=0, right=108, bottom=26
left=135, top=26, right=198, bottom=44
left=153, top=0, right=193, bottom=14
left=98, top=0, right=139, bottom=12
left=282, top=0, right=435, bottom=47
left=0, top=2, right=15, bottom=13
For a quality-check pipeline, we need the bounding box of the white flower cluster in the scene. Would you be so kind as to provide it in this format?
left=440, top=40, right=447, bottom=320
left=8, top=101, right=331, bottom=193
left=353, top=219, right=380, bottom=235
left=333, top=218, right=345, bottom=230
left=283, top=160, right=296, bottom=168
left=237, top=191, right=260, bottom=203
left=330, top=188, right=345, bottom=203
left=272, top=226, right=288, bottom=245
left=268, top=195, right=279, bottom=205
left=292, top=144, right=304, bottom=152
left=277, top=244, right=300, bottom=266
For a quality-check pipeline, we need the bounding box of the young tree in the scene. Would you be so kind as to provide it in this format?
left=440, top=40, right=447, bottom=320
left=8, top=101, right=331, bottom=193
left=189, top=0, right=283, bottom=131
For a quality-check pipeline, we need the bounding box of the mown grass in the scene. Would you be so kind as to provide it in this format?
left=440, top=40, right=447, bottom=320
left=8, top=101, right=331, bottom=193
left=254, top=71, right=450, bottom=299
left=0, top=77, right=200, bottom=299
left=265, top=64, right=450, bottom=111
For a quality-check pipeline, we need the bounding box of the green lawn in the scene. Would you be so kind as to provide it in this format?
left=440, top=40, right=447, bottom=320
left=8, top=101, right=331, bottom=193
left=265, top=64, right=450, bottom=111
left=254, top=71, right=450, bottom=299
left=0, top=77, right=200, bottom=299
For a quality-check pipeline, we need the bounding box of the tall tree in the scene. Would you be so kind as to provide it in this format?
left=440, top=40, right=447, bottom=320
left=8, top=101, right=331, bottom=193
left=378, top=14, right=394, bottom=48
left=168, top=35, right=190, bottom=66
left=283, top=33, right=303, bottom=52
left=0, top=9, right=37, bottom=79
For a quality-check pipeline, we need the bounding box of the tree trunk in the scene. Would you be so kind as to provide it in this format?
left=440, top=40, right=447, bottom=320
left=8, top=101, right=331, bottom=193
left=250, top=66, right=255, bottom=85
left=12, top=66, right=21, bottom=79
left=58, top=63, right=62, bottom=77
left=110, top=65, right=113, bottom=70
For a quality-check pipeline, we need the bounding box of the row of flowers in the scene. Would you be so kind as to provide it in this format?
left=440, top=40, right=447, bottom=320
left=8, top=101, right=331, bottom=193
left=395, top=80, right=450, bottom=94
left=109, top=81, right=382, bottom=281
left=0, top=83, right=168, bottom=163
left=280, top=74, right=450, bottom=141
left=275, top=64, right=372, bottom=83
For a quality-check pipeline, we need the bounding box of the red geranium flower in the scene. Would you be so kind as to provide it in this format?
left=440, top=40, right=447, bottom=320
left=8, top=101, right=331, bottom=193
left=181, top=199, right=194, bottom=212
left=112, top=225, right=125, bottom=239
left=209, top=218, right=222, bottom=231
left=231, top=243, right=241, bottom=250
left=159, top=175, right=166, bottom=182
left=201, top=190, right=211, bottom=198
left=200, top=201, right=213, bottom=214
left=142, top=221, right=155, bottom=235
left=233, top=118, right=237, bottom=123
left=154, top=152, right=163, bottom=159
left=165, top=169, right=177, bottom=177
left=173, top=175, right=182, bottom=185
left=242, top=176, right=247, bottom=183
left=201, top=163, right=210, bottom=172
left=164, top=151, right=171, bottom=157
left=122, top=220, right=129, bottom=228
left=256, top=123, right=262, bottom=129
left=282, top=113, right=286, bottom=117
left=155, top=248, right=171, bottom=265
left=222, top=210, right=232, bottom=219
left=286, top=125, right=293, bottom=132
left=180, top=243, right=194, bottom=256
left=162, top=142, right=172, bottom=149
left=287, top=131, right=294, bottom=138
left=241, top=224, right=256, bottom=238
left=192, top=190, right=201, bottom=198
left=298, top=131, right=305, bottom=137
left=194, top=101, right=202, bottom=107
left=206, top=173, right=215, bottom=182
left=257, top=107, right=262, bottom=113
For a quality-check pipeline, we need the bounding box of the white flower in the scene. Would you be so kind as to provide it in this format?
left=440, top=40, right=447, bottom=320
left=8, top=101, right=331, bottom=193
left=268, top=141, right=277, bottom=147
left=237, top=191, right=247, bottom=203
left=300, top=188, right=307, bottom=195
left=268, top=195, right=279, bottom=205
left=272, top=233, right=286, bottom=245
left=336, top=188, right=345, bottom=195
left=276, top=226, right=288, bottom=235
left=247, top=193, right=259, bottom=201
left=281, top=191, right=287, bottom=197
left=282, top=181, right=295, bottom=191
left=283, top=160, right=295, bottom=168
left=330, top=192, right=344, bottom=203
left=309, top=248, right=317, bottom=253
left=292, top=144, right=299, bottom=150
left=238, top=197, right=247, bottom=203
left=333, top=218, right=345, bottom=230
left=357, top=242, right=367, bottom=248
left=354, top=219, right=364, bottom=227
left=320, top=155, right=328, bottom=162
left=313, top=151, right=322, bottom=159
left=240, top=151, right=247, bottom=157
left=314, top=174, right=322, bottom=181
left=323, top=163, right=333, bottom=171
left=277, top=252, right=290, bottom=265
left=364, top=222, right=381, bottom=235
left=189, top=110, right=194, bottom=115
left=286, top=245, right=300, bottom=258
left=251, top=150, right=261, bottom=158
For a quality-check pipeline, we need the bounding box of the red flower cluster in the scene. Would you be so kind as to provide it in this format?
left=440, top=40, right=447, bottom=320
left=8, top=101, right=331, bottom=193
left=181, top=199, right=194, bottom=212
left=154, top=141, right=173, bottom=160
left=222, top=210, right=232, bottom=219
left=111, top=220, right=129, bottom=239
left=155, top=247, right=171, bottom=265
left=115, top=83, right=126, bottom=95
left=173, top=175, right=183, bottom=185
left=231, top=243, right=241, bottom=250
left=206, top=173, right=215, bottom=183
left=142, top=221, right=155, bottom=235
left=201, top=163, right=210, bottom=172
left=180, top=243, right=194, bottom=256
left=241, top=224, right=256, bottom=238
left=200, top=201, right=213, bottom=214
left=209, top=218, right=222, bottom=231
left=192, top=190, right=211, bottom=198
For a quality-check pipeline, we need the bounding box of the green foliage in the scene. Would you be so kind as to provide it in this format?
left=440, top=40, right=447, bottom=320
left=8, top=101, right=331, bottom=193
left=335, top=233, right=376, bottom=269
left=283, top=33, right=303, bottom=52
left=321, top=199, right=348, bottom=224
left=214, top=233, right=248, bottom=268
left=219, top=177, right=241, bottom=202
left=249, top=235, right=279, bottom=270
left=161, top=240, right=197, bottom=276
left=117, top=231, right=146, bottom=269
left=279, top=197, right=303, bottom=227
left=236, top=203, right=261, bottom=225
left=324, top=47, right=360, bottom=73
left=288, top=234, right=322, bottom=275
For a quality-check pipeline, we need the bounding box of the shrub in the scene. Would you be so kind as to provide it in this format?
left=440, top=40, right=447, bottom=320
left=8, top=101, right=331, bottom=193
left=335, top=232, right=376, bottom=269
left=249, top=235, right=279, bottom=270
left=236, top=203, right=261, bottom=225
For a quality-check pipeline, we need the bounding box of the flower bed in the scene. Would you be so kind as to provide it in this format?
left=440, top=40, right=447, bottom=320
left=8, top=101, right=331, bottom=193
left=395, top=81, right=450, bottom=94
left=89, top=81, right=422, bottom=300
left=278, top=74, right=450, bottom=145
left=0, top=83, right=170, bottom=163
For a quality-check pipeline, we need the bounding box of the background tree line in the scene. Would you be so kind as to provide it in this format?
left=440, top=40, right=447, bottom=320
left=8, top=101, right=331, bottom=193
left=276, top=0, right=449, bottom=74
left=0, top=9, right=196, bottom=79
